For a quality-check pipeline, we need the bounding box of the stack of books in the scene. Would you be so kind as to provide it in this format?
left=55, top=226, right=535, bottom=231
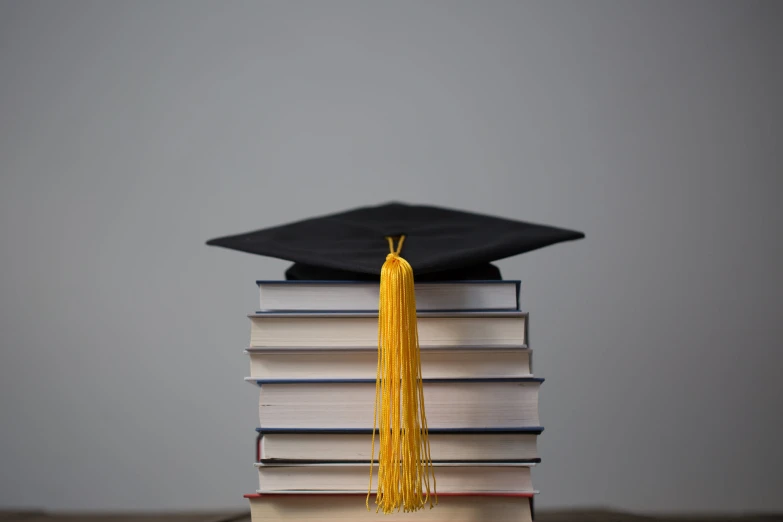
left=243, top=279, right=541, bottom=521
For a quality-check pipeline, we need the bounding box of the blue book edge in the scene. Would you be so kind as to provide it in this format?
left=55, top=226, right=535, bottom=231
left=250, top=377, right=544, bottom=385
left=256, top=279, right=522, bottom=286
left=256, top=427, right=545, bottom=434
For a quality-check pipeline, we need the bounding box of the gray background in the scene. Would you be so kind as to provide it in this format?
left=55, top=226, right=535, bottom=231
left=1, top=0, right=781, bottom=515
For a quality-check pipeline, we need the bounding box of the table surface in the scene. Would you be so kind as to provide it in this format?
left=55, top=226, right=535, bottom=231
left=2, top=510, right=781, bottom=522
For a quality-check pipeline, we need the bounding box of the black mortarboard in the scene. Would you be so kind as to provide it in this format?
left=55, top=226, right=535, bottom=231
left=207, top=201, right=583, bottom=514
left=205, top=201, right=584, bottom=280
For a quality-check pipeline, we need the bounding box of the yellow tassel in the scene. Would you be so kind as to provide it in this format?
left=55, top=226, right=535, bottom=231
left=367, top=235, right=437, bottom=514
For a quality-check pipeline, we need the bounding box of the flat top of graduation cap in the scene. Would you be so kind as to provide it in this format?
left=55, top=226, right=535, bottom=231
left=206, top=202, right=584, bottom=281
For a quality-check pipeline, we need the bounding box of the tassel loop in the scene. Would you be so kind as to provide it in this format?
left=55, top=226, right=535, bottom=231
left=367, top=235, right=437, bottom=514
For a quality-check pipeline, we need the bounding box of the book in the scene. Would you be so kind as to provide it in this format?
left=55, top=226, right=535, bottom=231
left=248, top=311, right=527, bottom=348
left=245, top=347, right=532, bottom=380
left=252, top=378, right=543, bottom=429
left=257, top=280, right=521, bottom=312
left=256, top=429, right=541, bottom=463
left=254, top=462, right=535, bottom=494
left=245, top=492, right=534, bottom=522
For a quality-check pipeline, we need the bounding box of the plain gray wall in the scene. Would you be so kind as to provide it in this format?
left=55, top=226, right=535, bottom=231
left=1, top=0, right=781, bottom=514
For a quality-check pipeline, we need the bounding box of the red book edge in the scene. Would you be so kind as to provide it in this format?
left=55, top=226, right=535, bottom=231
left=244, top=492, right=535, bottom=499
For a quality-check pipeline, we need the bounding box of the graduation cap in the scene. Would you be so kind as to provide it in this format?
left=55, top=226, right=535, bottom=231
left=206, top=201, right=584, bottom=282
left=206, top=202, right=584, bottom=513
